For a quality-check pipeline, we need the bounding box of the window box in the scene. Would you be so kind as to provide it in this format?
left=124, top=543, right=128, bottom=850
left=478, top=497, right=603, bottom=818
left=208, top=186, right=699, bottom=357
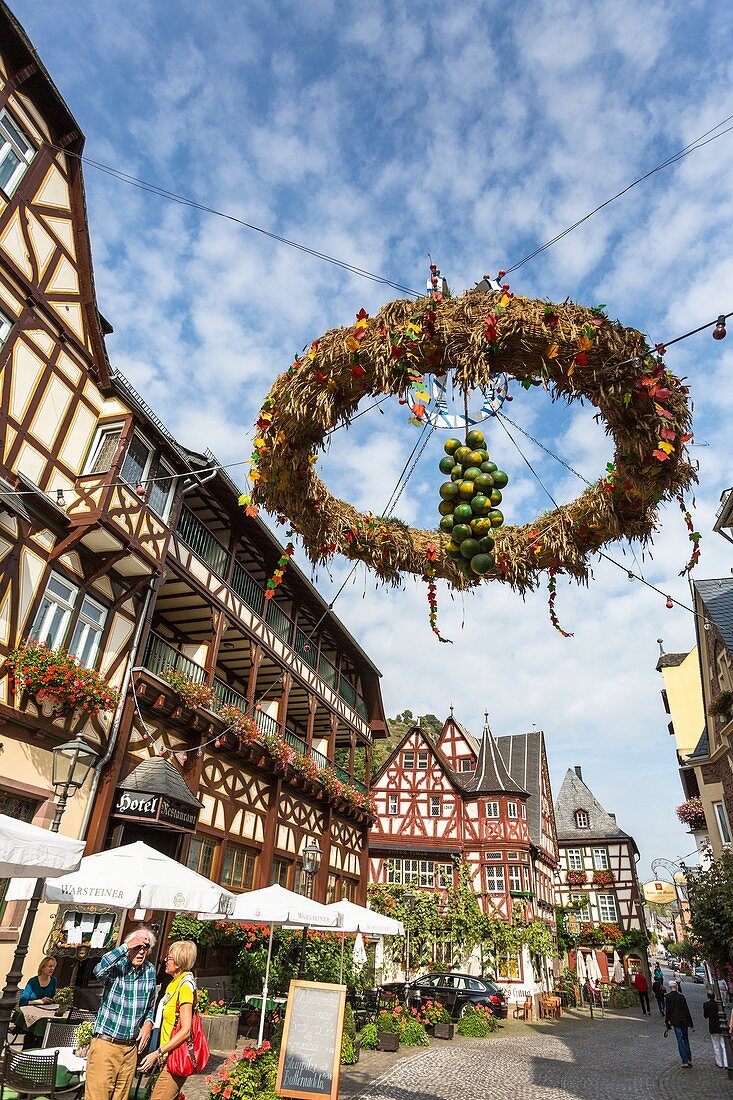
left=675, top=797, right=706, bottom=832
left=5, top=642, right=120, bottom=717
left=592, top=869, right=614, bottom=887
left=566, top=870, right=587, bottom=886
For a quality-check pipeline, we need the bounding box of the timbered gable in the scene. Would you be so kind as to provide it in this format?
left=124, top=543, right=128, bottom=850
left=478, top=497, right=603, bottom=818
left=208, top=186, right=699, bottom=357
left=436, top=712, right=477, bottom=773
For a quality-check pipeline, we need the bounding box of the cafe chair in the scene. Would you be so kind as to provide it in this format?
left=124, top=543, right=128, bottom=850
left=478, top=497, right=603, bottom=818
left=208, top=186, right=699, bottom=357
left=42, top=1021, right=83, bottom=1050
left=65, top=1011, right=95, bottom=1025
left=0, top=1048, right=83, bottom=1100
left=512, top=995, right=533, bottom=1021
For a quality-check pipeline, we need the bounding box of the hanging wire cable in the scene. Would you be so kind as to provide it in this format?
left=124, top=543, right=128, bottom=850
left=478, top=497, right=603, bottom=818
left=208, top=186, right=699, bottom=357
left=504, top=113, right=733, bottom=275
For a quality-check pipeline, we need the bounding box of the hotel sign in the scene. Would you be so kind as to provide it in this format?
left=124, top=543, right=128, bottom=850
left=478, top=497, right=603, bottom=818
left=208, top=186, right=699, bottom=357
left=113, top=788, right=199, bottom=832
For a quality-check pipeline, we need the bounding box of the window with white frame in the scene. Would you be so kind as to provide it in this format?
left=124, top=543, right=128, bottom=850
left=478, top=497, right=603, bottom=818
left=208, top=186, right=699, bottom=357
left=120, top=433, right=153, bottom=489
left=592, top=847, right=610, bottom=870
left=402, top=751, right=414, bottom=770
left=386, top=859, right=401, bottom=885
left=507, top=801, right=518, bottom=818
left=713, top=801, right=732, bottom=846
left=402, top=859, right=418, bottom=885
left=436, top=863, right=453, bottom=889
left=508, top=865, right=522, bottom=892
left=419, top=861, right=434, bottom=887
left=566, top=848, right=583, bottom=870
left=485, top=851, right=502, bottom=861
left=570, top=894, right=591, bottom=921
left=495, top=953, right=521, bottom=981
left=387, top=794, right=398, bottom=815
left=485, top=801, right=499, bottom=818
left=507, top=850, right=519, bottom=860
left=575, top=809, right=590, bottom=828
left=460, top=758, right=474, bottom=771
left=83, top=424, right=123, bottom=475
left=0, top=109, right=35, bottom=196
left=147, top=460, right=176, bottom=520
left=430, top=796, right=441, bottom=817
left=0, top=306, right=12, bottom=350
left=485, top=865, right=505, bottom=893
left=522, top=866, right=532, bottom=891
left=417, top=751, right=428, bottom=769
left=29, top=574, right=77, bottom=650
left=521, top=803, right=527, bottom=819
left=68, top=593, right=107, bottom=667
left=597, top=894, right=619, bottom=922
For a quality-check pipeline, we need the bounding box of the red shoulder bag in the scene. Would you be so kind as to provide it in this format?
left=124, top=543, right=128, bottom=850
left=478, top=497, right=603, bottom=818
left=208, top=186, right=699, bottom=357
left=166, top=986, right=210, bottom=1078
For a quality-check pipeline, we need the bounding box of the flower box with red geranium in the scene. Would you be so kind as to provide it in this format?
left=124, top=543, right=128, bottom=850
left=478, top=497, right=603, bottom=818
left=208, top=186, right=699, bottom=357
left=218, top=705, right=258, bottom=746
left=163, top=668, right=215, bottom=710
left=676, top=797, right=706, bottom=832
left=5, top=642, right=120, bottom=717
left=566, top=870, right=587, bottom=886
left=592, top=869, right=614, bottom=887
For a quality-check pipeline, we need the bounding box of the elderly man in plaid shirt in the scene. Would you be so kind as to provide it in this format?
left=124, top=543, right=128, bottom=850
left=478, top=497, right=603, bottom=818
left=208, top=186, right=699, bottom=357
left=84, top=927, right=157, bottom=1100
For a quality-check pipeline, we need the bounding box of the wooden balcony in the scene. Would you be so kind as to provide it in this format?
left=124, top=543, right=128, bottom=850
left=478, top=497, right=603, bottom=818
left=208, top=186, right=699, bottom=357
left=65, top=472, right=170, bottom=575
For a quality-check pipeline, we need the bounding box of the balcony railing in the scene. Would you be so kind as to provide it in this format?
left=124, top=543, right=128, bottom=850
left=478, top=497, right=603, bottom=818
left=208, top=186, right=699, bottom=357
left=265, top=600, right=292, bottom=644
left=178, top=507, right=228, bottom=577
left=231, top=560, right=263, bottom=615
left=211, top=677, right=248, bottom=710
left=255, top=709, right=279, bottom=737
left=143, top=632, right=206, bottom=683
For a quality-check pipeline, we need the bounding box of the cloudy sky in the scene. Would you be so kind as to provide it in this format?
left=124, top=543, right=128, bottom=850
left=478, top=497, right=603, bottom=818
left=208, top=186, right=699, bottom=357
left=15, top=0, right=733, bottom=878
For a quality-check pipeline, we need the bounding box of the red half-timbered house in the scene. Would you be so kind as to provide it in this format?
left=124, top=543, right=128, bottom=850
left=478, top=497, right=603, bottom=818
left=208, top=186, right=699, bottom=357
left=370, top=711, right=559, bottom=998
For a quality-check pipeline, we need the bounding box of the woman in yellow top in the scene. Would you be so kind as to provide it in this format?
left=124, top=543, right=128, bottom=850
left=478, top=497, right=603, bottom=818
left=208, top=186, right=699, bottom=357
left=140, top=940, right=197, bottom=1100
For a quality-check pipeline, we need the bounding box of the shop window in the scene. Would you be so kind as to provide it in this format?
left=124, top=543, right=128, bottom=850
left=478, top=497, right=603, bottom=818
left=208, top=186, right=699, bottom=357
left=68, top=594, right=107, bottom=667
left=509, top=865, right=522, bottom=892
left=430, top=796, right=441, bottom=817
left=592, top=847, right=610, bottom=871
left=83, top=424, right=123, bottom=475
left=29, top=574, right=77, bottom=650
left=187, top=836, right=216, bottom=879
left=485, top=865, right=505, bottom=893
left=121, top=433, right=153, bottom=489
left=270, top=858, right=289, bottom=888
left=597, top=894, right=618, bottom=922
left=222, top=844, right=257, bottom=891
left=0, top=109, right=35, bottom=196
left=495, top=954, right=521, bottom=981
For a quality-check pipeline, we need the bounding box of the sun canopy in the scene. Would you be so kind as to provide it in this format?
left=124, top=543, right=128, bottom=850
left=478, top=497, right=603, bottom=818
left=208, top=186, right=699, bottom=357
left=199, top=883, right=340, bottom=927
left=324, top=898, right=404, bottom=936
left=7, top=840, right=235, bottom=915
left=0, top=814, right=85, bottom=879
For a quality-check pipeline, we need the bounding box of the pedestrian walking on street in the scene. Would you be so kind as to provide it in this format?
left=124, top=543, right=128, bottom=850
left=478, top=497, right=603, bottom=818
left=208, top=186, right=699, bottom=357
left=665, top=980, right=695, bottom=1068
left=703, top=987, right=728, bottom=1069
left=139, top=940, right=199, bottom=1100
left=634, top=971, right=650, bottom=1016
left=651, top=975, right=666, bottom=1015
left=654, top=964, right=664, bottom=983
left=84, top=927, right=157, bottom=1100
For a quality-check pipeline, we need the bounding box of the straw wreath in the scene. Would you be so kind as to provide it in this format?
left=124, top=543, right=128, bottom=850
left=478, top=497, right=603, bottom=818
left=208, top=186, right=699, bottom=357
left=249, top=288, right=694, bottom=593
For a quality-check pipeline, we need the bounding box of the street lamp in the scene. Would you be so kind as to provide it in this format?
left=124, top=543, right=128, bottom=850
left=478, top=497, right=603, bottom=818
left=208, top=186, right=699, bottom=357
left=0, top=734, right=98, bottom=1047
left=404, top=889, right=414, bottom=984
left=298, top=839, right=322, bottom=978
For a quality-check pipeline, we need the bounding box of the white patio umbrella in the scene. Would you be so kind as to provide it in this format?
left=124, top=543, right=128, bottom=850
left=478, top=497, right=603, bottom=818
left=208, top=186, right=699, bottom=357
left=324, top=898, right=404, bottom=982
left=0, top=814, right=85, bottom=878
left=7, top=841, right=235, bottom=915
left=199, top=884, right=341, bottom=1046
left=587, top=951, right=603, bottom=984
left=353, top=932, right=367, bottom=975
left=612, top=950, right=624, bottom=984
left=575, top=950, right=587, bottom=984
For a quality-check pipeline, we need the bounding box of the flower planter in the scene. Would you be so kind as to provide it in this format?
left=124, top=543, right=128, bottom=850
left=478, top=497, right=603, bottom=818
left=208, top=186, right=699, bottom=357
left=432, top=1022, right=454, bottom=1040
left=200, top=1012, right=239, bottom=1051
left=376, top=1032, right=399, bottom=1052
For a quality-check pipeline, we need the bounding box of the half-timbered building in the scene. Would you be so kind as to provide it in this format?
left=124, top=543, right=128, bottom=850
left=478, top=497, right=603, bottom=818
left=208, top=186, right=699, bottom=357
left=0, top=1, right=386, bottom=988
left=369, top=711, right=559, bottom=999
left=554, top=766, right=648, bottom=978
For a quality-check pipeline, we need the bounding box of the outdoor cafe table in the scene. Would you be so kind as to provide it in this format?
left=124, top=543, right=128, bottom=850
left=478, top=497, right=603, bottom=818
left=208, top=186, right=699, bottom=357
left=25, top=1046, right=87, bottom=1089
left=244, top=995, right=287, bottom=1012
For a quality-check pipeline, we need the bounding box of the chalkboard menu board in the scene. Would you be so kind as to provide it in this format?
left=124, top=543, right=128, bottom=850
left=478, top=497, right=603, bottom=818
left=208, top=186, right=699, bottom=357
left=276, top=980, right=346, bottom=1100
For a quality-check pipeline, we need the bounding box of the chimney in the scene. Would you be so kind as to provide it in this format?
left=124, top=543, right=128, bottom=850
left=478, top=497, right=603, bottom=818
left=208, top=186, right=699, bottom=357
left=574, top=766, right=583, bottom=779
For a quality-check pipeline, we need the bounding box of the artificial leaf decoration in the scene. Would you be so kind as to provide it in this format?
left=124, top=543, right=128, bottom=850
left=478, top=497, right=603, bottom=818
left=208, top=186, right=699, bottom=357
left=677, top=494, right=702, bottom=575
left=547, top=568, right=574, bottom=638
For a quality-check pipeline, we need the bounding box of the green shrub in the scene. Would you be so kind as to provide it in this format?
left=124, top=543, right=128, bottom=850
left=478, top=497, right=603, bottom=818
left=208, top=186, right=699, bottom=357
left=206, top=1045, right=277, bottom=1100
left=376, top=1011, right=400, bottom=1034
left=359, top=1023, right=378, bottom=1050
left=343, top=1003, right=356, bottom=1041
left=340, top=1035, right=358, bottom=1064
left=400, top=1018, right=429, bottom=1046
left=456, top=1006, right=490, bottom=1037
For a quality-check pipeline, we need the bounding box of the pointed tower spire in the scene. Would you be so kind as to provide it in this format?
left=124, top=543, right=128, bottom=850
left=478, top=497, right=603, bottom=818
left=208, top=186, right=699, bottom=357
left=463, top=712, right=527, bottom=795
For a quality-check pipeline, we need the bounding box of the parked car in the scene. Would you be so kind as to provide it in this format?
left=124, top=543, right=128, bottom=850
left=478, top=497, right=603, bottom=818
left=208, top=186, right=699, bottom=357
left=693, top=966, right=706, bottom=984
left=379, top=971, right=508, bottom=1020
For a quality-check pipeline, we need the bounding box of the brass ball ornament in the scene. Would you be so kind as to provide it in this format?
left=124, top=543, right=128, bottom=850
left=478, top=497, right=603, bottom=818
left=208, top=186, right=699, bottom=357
left=249, top=287, right=694, bottom=594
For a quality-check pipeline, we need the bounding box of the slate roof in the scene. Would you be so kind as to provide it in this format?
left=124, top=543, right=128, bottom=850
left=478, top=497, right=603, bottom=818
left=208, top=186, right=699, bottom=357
left=686, top=727, right=710, bottom=761
left=554, top=767, right=632, bottom=845
left=656, top=652, right=687, bottom=671
left=496, top=730, right=545, bottom=848
left=461, top=715, right=527, bottom=796
left=693, top=578, right=733, bottom=652
left=120, top=757, right=203, bottom=809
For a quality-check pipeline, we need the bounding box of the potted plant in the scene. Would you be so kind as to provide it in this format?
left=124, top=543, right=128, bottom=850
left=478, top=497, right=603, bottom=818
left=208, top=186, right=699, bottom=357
left=206, top=1041, right=275, bottom=1100
left=421, top=999, right=453, bottom=1039
left=218, top=704, right=259, bottom=746
left=163, top=668, right=215, bottom=710
left=676, top=797, right=706, bottom=832
left=55, top=986, right=74, bottom=1010
left=592, top=869, right=614, bottom=887
left=566, top=870, right=587, bottom=886
left=375, top=1012, right=400, bottom=1052
left=197, top=987, right=239, bottom=1051
left=74, top=1021, right=94, bottom=1057
left=708, top=689, right=733, bottom=721
left=4, top=642, right=120, bottom=717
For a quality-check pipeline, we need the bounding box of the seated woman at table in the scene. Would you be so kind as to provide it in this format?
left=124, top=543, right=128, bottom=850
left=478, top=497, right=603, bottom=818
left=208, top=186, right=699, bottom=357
left=19, top=956, right=57, bottom=1006
left=140, top=940, right=198, bottom=1100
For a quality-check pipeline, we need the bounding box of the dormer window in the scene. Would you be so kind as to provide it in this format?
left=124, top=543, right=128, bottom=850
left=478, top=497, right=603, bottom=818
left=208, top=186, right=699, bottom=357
left=575, top=809, right=589, bottom=828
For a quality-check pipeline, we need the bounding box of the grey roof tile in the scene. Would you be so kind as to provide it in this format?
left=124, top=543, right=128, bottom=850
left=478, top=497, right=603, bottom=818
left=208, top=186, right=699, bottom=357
left=462, top=715, right=527, bottom=796
left=693, top=578, right=733, bottom=651
left=120, top=757, right=203, bottom=810
left=496, top=731, right=543, bottom=847
left=554, top=768, right=632, bottom=844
